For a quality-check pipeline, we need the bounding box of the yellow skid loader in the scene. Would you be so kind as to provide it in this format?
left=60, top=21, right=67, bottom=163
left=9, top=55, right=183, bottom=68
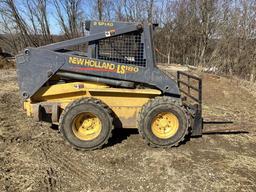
left=16, top=21, right=203, bottom=150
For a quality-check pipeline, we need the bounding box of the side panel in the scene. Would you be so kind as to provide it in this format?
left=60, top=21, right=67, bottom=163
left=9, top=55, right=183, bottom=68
left=28, top=82, right=162, bottom=128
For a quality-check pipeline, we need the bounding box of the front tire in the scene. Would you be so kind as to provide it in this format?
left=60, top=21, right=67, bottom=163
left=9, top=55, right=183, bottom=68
left=59, top=98, right=113, bottom=150
left=138, top=96, right=188, bottom=148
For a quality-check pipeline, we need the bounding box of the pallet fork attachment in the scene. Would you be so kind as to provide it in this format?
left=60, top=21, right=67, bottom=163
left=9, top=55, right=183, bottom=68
left=177, top=71, right=203, bottom=136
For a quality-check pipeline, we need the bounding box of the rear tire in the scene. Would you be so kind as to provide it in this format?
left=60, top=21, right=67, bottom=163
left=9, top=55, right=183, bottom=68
left=138, top=96, right=188, bottom=148
left=59, top=98, right=113, bottom=150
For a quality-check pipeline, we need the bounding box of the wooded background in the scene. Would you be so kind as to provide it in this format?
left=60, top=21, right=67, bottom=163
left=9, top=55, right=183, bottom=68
left=0, top=0, right=255, bottom=80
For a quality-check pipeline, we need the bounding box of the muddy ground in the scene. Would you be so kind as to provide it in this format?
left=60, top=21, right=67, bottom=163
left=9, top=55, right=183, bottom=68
left=0, top=69, right=256, bottom=192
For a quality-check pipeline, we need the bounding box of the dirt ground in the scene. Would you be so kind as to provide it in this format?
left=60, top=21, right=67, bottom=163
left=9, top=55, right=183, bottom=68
left=0, top=59, right=15, bottom=69
left=1, top=69, right=256, bottom=192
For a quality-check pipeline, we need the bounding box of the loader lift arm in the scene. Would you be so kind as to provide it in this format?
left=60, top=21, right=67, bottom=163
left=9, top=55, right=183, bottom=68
left=16, top=21, right=179, bottom=99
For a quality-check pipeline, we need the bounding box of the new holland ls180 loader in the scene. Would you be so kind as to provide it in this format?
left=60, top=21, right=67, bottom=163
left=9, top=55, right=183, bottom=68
left=16, top=21, right=203, bottom=150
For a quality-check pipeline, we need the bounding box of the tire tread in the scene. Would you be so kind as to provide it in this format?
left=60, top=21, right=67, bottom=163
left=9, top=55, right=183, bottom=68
left=138, top=96, right=189, bottom=148
left=59, top=98, right=113, bottom=151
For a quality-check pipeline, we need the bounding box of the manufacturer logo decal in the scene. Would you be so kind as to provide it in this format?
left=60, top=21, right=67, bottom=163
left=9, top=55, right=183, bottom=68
left=69, top=57, right=139, bottom=74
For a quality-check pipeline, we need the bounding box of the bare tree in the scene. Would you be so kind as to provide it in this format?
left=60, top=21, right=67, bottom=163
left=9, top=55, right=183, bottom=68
left=0, top=0, right=37, bottom=47
left=0, top=14, right=20, bottom=53
left=97, top=0, right=103, bottom=20
left=53, top=0, right=83, bottom=39
left=26, top=0, right=53, bottom=44
left=146, top=0, right=154, bottom=23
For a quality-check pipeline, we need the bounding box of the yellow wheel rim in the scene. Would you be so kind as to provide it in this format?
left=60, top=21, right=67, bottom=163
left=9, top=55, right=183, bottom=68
left=72, top=112, right=102, bottom=141
left=151, top=112, right=179, bottom=139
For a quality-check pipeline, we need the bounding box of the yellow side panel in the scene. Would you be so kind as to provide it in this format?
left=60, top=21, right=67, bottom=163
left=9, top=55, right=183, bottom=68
left=32, top=82, right=108, bottom=101
left=28, top=82, right=162, bottom=128
left=111, top=106, right=140, bottom=128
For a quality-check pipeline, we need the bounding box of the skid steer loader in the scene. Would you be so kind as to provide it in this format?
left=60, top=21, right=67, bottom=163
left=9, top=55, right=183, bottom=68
left=15, top=21, right=203, bottom=150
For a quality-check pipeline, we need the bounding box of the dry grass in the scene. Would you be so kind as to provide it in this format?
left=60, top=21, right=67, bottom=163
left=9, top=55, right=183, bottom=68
left=0, top=58, right=15, bottom=69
